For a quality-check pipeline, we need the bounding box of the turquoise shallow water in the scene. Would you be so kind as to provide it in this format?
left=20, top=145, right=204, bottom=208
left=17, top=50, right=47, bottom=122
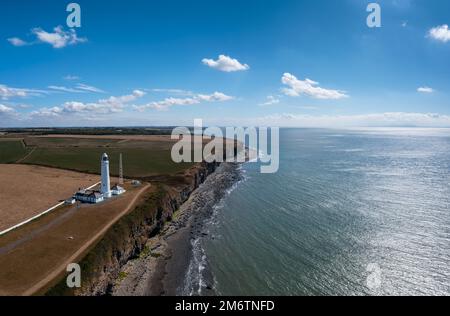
left=203, top=128, right=450, bottom=296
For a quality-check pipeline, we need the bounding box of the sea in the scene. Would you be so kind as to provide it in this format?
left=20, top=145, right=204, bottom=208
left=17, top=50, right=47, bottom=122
left=185, top=128, right=450, bottom=296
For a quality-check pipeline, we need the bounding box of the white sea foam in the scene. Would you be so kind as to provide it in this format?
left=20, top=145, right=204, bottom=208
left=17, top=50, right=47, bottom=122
left=181, top=164, right=246, bottom=296
left=182, top=237, right=207, bottom=296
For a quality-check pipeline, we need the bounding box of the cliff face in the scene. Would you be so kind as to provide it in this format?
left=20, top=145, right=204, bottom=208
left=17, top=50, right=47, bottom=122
left=46, top=161, right=219, bottom=296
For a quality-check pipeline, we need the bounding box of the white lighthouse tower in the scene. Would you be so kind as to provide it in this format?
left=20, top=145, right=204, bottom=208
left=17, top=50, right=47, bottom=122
left=101, top=153, right=112, bottom=198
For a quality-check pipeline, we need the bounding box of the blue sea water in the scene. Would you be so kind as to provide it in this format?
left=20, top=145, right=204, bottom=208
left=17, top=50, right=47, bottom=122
left=203, top=128, right=450, bottom=296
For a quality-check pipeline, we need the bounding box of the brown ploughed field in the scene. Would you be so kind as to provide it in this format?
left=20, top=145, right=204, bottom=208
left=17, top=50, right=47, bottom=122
left=0, top=183, right=151, bottom=295
left=0, top=165, right=100, bottom=232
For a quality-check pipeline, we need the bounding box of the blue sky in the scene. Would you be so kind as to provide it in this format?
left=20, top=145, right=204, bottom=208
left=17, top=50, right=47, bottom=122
left=1, top=0, right=450, bottom=127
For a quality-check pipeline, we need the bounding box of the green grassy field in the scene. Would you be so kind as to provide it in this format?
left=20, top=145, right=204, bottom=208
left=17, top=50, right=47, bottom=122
left=1, top=136, right=195, bottom=177
left=0, top=140, right=30, bottom=163
left=24, top=137, right=122, bottom=148
left=22, top=147, right=193, bottom=177
left=0, top=136, right=201, bottom=177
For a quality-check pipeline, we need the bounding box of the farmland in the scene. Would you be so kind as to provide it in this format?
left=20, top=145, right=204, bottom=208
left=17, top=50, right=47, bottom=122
left=0, top=135, right=195, bottom=177
left=0, top=164, right=100, bottom=232
left=0, top=131, right=223, bottom=295
left=0, top=182, right=152, bottom=295
left=0, top=132, right=180, bottom=295
left=0, top=140, right=30, bottom=163
left=23, top=147, right=189, bottom=177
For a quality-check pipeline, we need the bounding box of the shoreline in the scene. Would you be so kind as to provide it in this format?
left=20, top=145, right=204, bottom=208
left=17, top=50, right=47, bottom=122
left=112, top=162, right=242, bottom=296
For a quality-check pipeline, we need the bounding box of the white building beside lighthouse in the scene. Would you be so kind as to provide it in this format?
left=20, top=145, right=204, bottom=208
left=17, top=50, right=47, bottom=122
left=101, top=153, right=112, bottom=198
left=73, top=153, right=125, bottom=204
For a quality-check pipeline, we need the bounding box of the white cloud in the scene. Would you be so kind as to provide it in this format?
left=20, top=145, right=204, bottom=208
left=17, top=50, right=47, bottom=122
left=259, top=95, right=280, bottom=106
left=0, top=84, right=45, bottom=100
left=30, top=106, right=63, bottom=118
left=75, top=84, right=105, bottom=93
left=134, top=92, right=234, bottom=111
left=48, top=83, right=104, bottom=94
left=281, top=73, right=348, bottom=100
left=417, top=86, right=434, bottom=93
left=32, top=26, right=87, bottom=48
left=7, top=37, right=28, bottom=47
left=8, top=26, right=87, bottom=49
left=0, top=85, right=27, bottom=99
left=9, top=26, right=87, bottom=48
left=196, top=92, right=234, bottom=102
left=139, top=97, right=199, bottom=111
left=32, top=90, right=146, bottom=117
left=428, top=24, right=450, bottom=43
left=0, top=104, right=15, bottom=115
left=98, top=90, right=145, bottom=108
left=48, top=85, right=82, bottom=93
left=202, top=55, right=250, bottom=72
left=62, top=101, right=122, bottom=114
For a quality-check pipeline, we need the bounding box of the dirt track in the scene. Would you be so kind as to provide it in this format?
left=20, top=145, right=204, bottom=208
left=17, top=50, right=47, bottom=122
left=0, top=182, right=151, bottom=296
left=0, top=165, right=99, bottom=231
left=23, top=184, right=150, bottom=296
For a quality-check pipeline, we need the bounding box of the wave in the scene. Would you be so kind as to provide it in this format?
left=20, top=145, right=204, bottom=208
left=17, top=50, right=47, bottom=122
left=182, top=238, right=208, bottom=296
left=180, top=163, right=246, bottom=296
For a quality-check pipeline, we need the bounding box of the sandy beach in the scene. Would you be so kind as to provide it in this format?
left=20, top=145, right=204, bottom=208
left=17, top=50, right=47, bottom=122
left=112, top=162, right=242, bottom=296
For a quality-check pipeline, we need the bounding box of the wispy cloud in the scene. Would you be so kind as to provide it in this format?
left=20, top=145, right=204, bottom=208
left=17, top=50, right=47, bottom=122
left=281, top=73, right=348, bottom=100
left=48, top=85, right=82, bottom=93
left=0, top=104, right=16, bottom=115
left=8, top=26, right=87, bottom=49
left=48, top=83, right=104, bottom=94
left=0, top=84, right=45, bottom=100
left=417, top=86, right=434, bottom=93
left=259, top=95, right=281, bottom=106
left=428, top=24, right=450, bottom=43
left=75, top=83, right=105, bottom=93
left=134, top=92, right=233, bottom=111
left=202, top=55, right=250, bottom=72
left=7, top=37, right=28, bottom=47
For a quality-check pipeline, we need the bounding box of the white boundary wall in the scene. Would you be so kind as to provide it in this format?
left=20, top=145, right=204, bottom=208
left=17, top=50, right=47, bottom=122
left=0, top=182, right=101, bottom=237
